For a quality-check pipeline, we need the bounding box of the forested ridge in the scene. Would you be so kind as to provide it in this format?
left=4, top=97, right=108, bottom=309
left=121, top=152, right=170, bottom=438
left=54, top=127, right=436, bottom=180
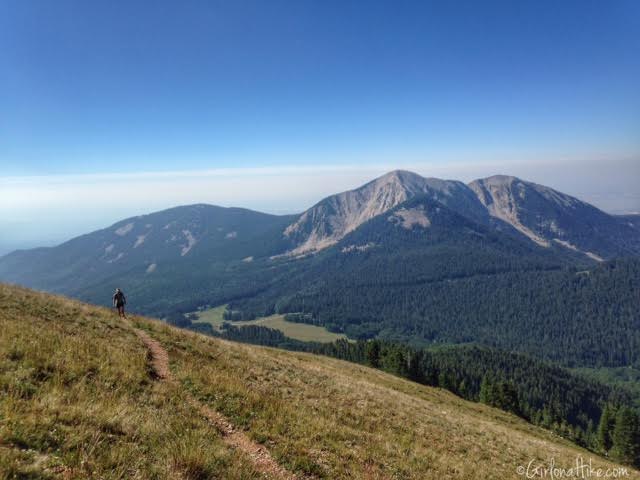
left=158, top=250, right=639, bottom=370
left=227, top=256, right=640, bottom=368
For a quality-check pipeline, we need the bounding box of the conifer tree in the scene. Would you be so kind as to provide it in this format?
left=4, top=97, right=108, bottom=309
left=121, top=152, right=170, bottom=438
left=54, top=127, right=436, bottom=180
left=366, top=340, right=381, bottom=368
left=479, top=375, right=493, bottom=405
left=611, top=406, right=640, bottom=466
left=598, top=404, right=616, bottom=453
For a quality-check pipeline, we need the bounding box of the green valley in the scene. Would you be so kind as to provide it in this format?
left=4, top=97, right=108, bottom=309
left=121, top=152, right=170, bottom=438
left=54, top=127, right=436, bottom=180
left=191, top=305, right=348, bottom=343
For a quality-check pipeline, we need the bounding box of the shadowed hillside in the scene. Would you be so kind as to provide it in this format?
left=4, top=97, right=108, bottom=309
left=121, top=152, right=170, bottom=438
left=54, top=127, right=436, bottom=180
left=1, top=284, right=638, bottom=479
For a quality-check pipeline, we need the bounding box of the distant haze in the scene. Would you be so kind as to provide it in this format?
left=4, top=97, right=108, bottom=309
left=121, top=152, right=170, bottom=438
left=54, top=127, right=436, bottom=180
left=1, top=156, right=638, bottom=255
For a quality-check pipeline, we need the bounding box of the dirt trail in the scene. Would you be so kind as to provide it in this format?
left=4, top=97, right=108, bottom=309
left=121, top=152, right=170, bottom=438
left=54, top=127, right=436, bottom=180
left=127, top=318, right=298, bottom=480
left=133, top=328, right=171, bottom=380
left=192, top=399, right=298, bottom=480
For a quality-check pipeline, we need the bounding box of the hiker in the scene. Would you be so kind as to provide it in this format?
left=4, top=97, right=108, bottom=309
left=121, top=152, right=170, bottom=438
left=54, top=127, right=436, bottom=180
left=113, top=288, right=127, bottom=319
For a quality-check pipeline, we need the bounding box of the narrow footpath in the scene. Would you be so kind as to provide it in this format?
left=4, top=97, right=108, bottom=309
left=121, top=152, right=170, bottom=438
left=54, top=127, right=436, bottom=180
left=127, top=319, right=298, bottom=480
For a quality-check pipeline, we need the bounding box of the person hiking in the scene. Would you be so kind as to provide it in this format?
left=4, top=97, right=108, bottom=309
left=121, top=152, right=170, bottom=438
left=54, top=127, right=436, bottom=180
left=113, top=288, right=127, bottom=319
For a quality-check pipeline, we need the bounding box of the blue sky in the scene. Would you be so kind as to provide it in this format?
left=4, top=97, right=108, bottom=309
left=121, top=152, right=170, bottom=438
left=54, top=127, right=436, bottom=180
left=0, top=0, right=639, bottom=251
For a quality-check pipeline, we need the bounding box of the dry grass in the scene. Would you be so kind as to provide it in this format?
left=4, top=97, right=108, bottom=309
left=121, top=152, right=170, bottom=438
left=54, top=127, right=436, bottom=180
left=0, top=285, right=259, bottom=479
left=139, top=319, right=640, bottom=479
left=1, top=283, right=638, bottom=479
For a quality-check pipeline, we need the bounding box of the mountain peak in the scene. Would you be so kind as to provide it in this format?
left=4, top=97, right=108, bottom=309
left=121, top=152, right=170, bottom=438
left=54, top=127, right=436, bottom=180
left=475, top=174, right=519, bottom=185
left=376, top=169, right=424, bottom=183
left=282, top=170, right=433, bottom=254
left=282, top=170, right=484, bottom=255
left=364, top=170, right=435, bottom=195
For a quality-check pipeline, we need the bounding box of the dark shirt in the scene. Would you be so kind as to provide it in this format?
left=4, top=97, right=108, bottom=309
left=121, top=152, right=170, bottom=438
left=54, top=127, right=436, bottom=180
left=113, top=291, right=126, bottom=306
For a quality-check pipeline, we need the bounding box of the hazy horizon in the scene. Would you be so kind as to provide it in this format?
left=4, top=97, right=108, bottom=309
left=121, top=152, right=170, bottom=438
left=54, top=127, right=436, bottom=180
left=2, top=156, right=639, bottom=256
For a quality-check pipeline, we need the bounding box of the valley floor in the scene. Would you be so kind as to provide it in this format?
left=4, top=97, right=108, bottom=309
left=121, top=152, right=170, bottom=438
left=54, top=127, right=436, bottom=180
left=193, top=305, right=348, bottom=343
left=1, top=284, right=637, bottom=479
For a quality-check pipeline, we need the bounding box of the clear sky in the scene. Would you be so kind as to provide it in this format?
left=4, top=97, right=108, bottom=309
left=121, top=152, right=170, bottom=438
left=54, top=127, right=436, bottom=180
left=1, top=0, right=639, bottom=253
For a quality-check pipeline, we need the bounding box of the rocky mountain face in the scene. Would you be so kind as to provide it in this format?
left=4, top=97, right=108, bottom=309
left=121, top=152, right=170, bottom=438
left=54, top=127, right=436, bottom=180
left=283, top=170, right=640, bottom=260
left=283, top=170, right=489, bottom=255
left=468, top=175, right=640, bottom=260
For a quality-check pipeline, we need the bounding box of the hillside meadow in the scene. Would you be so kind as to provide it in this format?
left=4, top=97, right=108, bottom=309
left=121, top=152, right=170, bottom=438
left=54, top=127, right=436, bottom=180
left=1, top=284, right=637, bottom=479
left=193, top=305, right=347, bottom=343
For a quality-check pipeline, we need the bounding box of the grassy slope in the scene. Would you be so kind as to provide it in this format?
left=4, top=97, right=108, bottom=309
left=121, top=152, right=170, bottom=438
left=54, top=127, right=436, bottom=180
left=1, top=284, right=637, bottom=480
left=0, top=285, right=259, bottom=479
left=194, top=306, right=347, bottom=343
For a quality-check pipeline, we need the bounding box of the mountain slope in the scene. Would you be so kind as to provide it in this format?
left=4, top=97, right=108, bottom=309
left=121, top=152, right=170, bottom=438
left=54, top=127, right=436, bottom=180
left=2, top=284, right=637, bottom=479
left=469, top=175, right=640, bottom=260
left=265, top=258, right=640, bottom=366
left=617, top=213, right=640, bottom=231
left=0, top=204, right=294, bottom=294
left=283, top=170, right=490, bottom=254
